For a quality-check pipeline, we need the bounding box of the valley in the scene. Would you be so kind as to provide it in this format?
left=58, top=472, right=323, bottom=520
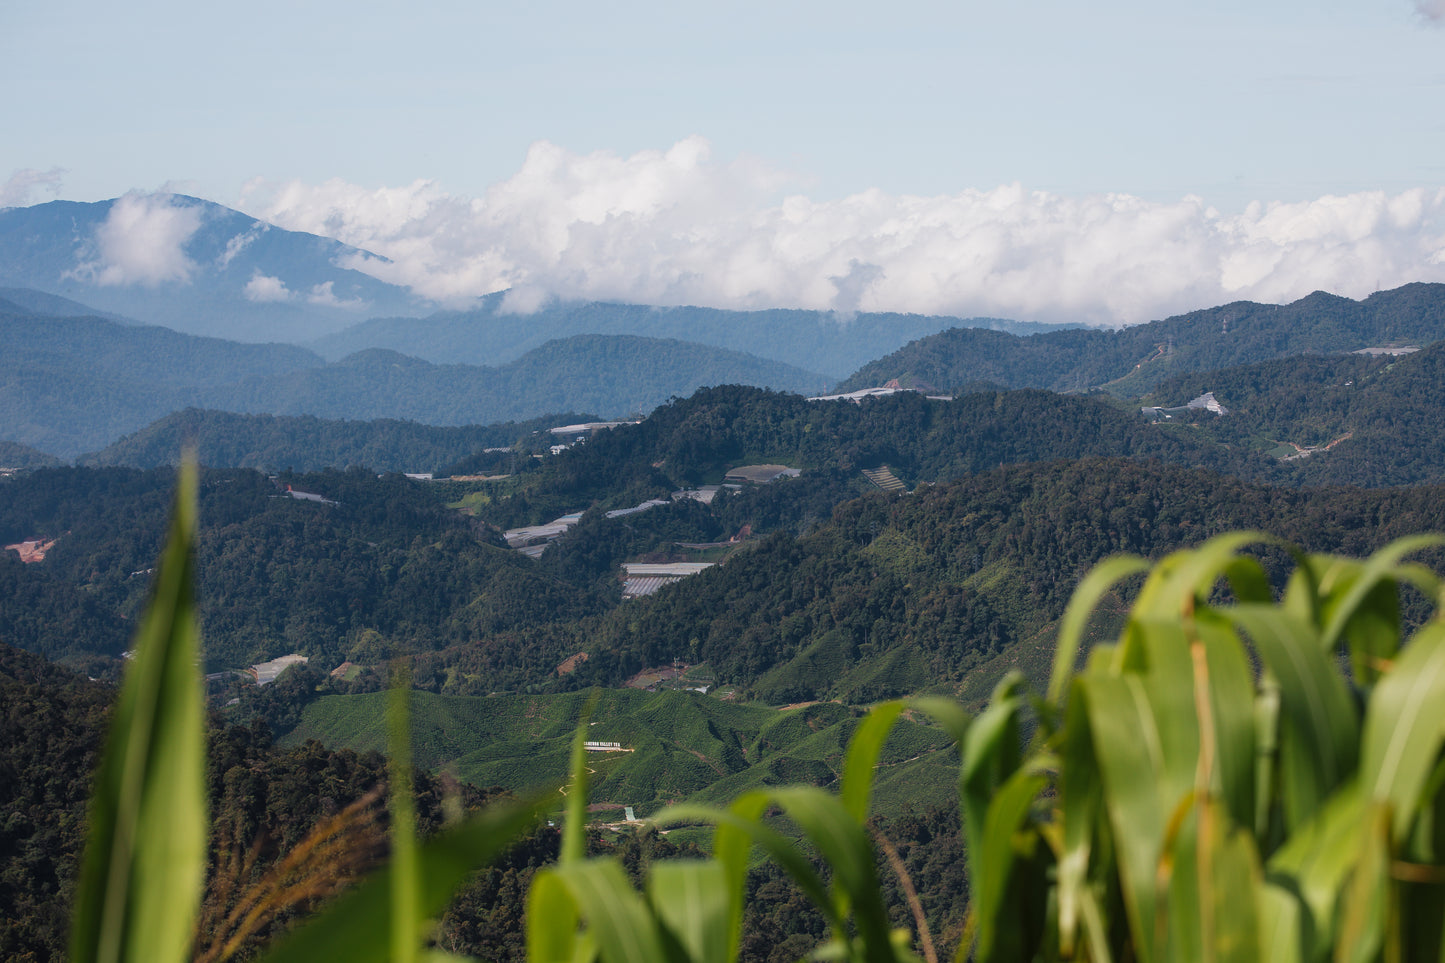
left=7, top=277, right=1445, bottom=962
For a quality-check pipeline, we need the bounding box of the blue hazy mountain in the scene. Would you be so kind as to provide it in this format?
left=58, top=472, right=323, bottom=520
left=0, top=296, right=830, bottom=458
left=310, top=294, right=1060, bottom=379
left=0, top=286, right=139, bottom=324
left=0, top=196, right=427, bottom=342
left=2, top=194, right=1067, bottom=370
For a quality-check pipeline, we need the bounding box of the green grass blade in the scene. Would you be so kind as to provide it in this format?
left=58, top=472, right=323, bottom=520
left=1267, top=779, right=1365, bottom=960
left=388, top=668, right=419, bottom=963
left=1360, top=623, right=1445, bottom=843
left=260, top=793, right=549, bottom=963
left=1259, top=881, right=1305, bottom=963
left=1196, top=614, right=1260, bottom=835
left=1335, top=804, right=1391, bottom=963
left=907, top=696, right=972, bottom=802
left=1320, top=535, right=1445, bottom=668
left=841, top=700, right=905, bottom=823
left=647, top=861, right=732, bottom=963
left=766, top=787, right=877, bottom=901
left=1079, top=670, right=1178, bottom=963
left=69, top=461, right=207, bottom=963
left=1228, top=605, right=1359, bottom=832
left=961, top=676, right=1024, bottom=900
left=1131, top=532, right=1276, bottom=622
left=526, top=870, right=582, bottom=963
left=1055, top=682, right=1100, bottom=958
left=767, top=786, right=898, bottom=963
left=657, top=797, right=838, bottom=933
left=542, top=860, right=670, bottom=963
left=1168, top=798, right=1264, bottom=963
left=973, top=767, right=1048, bottom=963
left=562, top=693, right=599, bottom=867
left=1047, top=554, right=1149, bottom=706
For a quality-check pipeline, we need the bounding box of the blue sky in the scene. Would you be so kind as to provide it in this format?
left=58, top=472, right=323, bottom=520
left=3, top=0, right=1445, bottom=324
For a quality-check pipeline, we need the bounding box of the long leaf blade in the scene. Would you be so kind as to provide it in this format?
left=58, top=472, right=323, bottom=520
left=1047, top=554, right=1149, bottom=706
left=841, top=700, right=905, bottom=823
left=1360, top=623, right=1445, bottom=843
left=647, top=861, right=732, bottom=963
left=70, top=461, right=207, bottom=963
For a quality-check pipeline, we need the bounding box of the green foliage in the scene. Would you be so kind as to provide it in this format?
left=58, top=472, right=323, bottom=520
left=64, top=463, right=550, bottom=963
left=956, top=532, right=1445, bottom=962
left=51, top=492, right=1445, bottom=963
left=0, top=644, right=112, bottom=960
left=69, top=461, right=207, bottom=963
left=515, top=533, right=1445, bottom=963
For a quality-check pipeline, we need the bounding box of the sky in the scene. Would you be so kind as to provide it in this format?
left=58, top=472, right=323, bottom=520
left=3, top=0, right=1445, bottom=325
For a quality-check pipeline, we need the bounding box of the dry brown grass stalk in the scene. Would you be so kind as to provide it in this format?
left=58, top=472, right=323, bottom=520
left=194, top=787, right=388, bottom=963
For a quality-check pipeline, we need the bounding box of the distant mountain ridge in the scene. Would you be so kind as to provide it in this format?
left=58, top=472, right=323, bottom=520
left=204, top=333, right=832, bottom=425
left=0, top=196, right=427, bottom=341
left=308, top=294, right=1058, bottom=378
left=0, top=299, right=832, bottom=458
left=838, top=283, right=1445, bottom=394
left=2, top=194, right=1062, bottom=365
left=0, top=286, right=138, bottom=323
left=83, top=409, right=592, bottom=474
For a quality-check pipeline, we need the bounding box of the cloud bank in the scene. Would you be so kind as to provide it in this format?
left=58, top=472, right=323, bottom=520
left=239, top=138, right=1445, bottom=326
left=1, top=168, right=66, bottom=208
left=244, top=272, right=291, bottom=302
left=71, top=192, right=204, bottom=286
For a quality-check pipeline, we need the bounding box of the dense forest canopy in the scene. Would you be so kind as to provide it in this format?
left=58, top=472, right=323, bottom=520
left=839, top=282, right=1445, bottom=395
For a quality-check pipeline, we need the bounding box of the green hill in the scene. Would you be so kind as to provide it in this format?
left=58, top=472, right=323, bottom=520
left=1141, top=340, right=1445, bottom=487
left=281, top=687, right=958, bottom=817
left=502, top=456, right=1445, bottom=706
left=837, top=282, right=1445, bottom=396
left=81, top=408, right=588, bottom=473
left=0, top=440, right=63, bottom=469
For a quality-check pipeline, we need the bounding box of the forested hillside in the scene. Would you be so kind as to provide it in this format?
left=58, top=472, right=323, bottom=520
left=83, top=408, right=586, bottom=473
left=9, top=377, right=1445, bottom=688
left=0, top=467, right=605, bottom=673
left=467, top=384, right=1278, bottom=532
left=1142, top=339, right=1445, bottom=486
left=838, top=282, right=1445, bottom=394
left=0, top=441, right=62, bottom=469
left=440, top=457, right=1445, bottom=706
left=0, top=641, right=532, bottom=962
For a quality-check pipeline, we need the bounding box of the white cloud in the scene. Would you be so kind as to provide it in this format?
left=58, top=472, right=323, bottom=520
left=71, top=192, right=204, bottom=287
left=238, top=138, right=1445, bottom=326
left=219, top=223, right=268, bottom=268
left=244, top=272, right=292, bottom=302
left=306, top=281, right=367, bottom=310
left=1, top=168, right=66, bottom=208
